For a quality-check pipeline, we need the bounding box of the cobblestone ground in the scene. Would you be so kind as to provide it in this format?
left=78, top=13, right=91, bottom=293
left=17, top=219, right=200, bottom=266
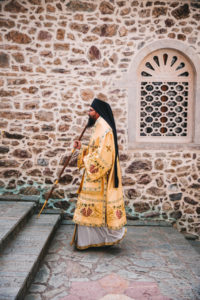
left=25, top=225, right=200, bottom=300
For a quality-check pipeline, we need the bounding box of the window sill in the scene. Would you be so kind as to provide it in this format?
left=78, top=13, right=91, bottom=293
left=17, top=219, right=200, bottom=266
left=128, top=142, right=200, bottom=151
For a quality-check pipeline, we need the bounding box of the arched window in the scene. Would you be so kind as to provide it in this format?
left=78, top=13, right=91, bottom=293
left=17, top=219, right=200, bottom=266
left=137, top=49, right=194, bottom=143
left=117, top=40, right=200, bottom=148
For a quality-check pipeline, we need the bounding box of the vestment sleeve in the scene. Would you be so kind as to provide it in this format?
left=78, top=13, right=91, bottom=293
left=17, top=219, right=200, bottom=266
left=77, top=145, right=88, bottom=169
left=83, top=131, right=114, bottom=181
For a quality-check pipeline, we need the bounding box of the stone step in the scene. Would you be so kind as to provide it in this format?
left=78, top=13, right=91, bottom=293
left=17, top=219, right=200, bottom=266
left=0, top=201, right=36, bottom=252
left=0, top=195, right=39, bottom=202
left=0, top=214, right=61, bottom=300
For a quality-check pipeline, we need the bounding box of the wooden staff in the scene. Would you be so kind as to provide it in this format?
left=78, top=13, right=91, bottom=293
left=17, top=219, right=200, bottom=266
left=37, top=122, right=89, bottom=217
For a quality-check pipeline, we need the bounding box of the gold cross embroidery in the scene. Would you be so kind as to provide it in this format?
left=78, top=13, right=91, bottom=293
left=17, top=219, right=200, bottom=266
left=106, top=145, right=111, bottom=152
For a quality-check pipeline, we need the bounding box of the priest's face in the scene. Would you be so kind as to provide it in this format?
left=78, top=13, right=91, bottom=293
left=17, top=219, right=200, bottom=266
left=87, top=107, right=99, bottom=127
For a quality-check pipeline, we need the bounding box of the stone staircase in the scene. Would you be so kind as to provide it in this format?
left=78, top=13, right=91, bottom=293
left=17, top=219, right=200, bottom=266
left=0, top=197, right=61, bottom=300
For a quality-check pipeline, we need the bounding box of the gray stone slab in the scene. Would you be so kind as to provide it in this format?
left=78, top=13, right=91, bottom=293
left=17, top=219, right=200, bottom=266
left=127, top=219, right=172, bottom=227
left=0, top=201, right=36, bottom=250
left=0, top=271, right=29, bottom=277
left=0, top=214, right=61, bottom=300
left=0, top=260, right=34, bottom=272
left=0, top=195, right=39, bottom=202
left=0, top=288, right=19, bottom=300
left=186, top=240, right=200, bottom=255
left=3, top=245, right=45, bottom=256
left=0, top=276, right=25, bottom=288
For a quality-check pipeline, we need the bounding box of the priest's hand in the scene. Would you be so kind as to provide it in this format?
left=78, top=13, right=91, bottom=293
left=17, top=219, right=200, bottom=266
left=74, top=140, right=81, bottom=149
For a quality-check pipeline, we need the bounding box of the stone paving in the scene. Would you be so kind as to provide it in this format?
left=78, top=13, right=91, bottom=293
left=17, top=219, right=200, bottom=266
left=25, top=225, right=200, bottom=300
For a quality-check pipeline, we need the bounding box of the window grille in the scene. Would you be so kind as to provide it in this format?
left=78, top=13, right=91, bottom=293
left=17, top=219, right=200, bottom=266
left=137, top=49, right=193, bottom=143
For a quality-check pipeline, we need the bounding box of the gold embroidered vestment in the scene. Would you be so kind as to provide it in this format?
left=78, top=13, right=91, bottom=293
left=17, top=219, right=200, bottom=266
left=73, top=117, right=127, bottom=230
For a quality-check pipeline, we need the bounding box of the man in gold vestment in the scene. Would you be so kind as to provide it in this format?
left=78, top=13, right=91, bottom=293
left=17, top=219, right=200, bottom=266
left=71, top=98, right=127, bottom=249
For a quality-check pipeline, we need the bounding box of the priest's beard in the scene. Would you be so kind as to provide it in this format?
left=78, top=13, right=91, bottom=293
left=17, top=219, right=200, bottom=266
left=87, top=116, right=97, bottom=128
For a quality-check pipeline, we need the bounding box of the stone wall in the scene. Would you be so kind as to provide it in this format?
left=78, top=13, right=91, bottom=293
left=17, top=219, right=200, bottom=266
left=0, top=0, right=200, bottom=239
left=121, top=150, right=200, bottom=239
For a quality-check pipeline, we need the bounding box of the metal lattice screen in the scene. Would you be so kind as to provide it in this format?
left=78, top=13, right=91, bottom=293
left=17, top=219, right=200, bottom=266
left=137, top=49, right=193, bottom=142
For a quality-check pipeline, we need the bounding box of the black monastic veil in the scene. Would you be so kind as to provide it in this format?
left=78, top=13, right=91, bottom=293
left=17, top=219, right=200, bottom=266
left=91, top=98, right=119, bottom=188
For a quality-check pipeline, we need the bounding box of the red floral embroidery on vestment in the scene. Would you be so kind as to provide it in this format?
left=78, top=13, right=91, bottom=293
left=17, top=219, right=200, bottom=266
left=116, top=209, right=122, bottom=219
left=89, top=164, right=99, bottom=173
left=81, top=207, right=93, bottom=217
